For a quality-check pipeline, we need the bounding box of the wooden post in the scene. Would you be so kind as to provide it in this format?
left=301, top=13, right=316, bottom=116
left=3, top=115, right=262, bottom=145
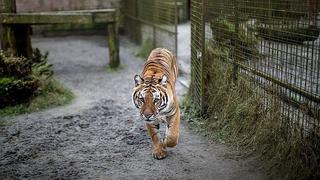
left=0, top=24, right=17, bottom=54
left=0, top=0, right=32, bottom=58
left=0, top=0, right=17, bottom=55
left=14, top=24, right=33, bottom=58
left=107, top=22, right=120, bottom=68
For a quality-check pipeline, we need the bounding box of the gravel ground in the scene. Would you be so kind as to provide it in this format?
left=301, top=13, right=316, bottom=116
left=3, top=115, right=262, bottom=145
left=0, top=24, right=266, bottom=179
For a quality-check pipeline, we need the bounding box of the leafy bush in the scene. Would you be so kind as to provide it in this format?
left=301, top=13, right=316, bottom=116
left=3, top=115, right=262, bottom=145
left=0, top=49, right=53, bottom=108
left=0, top=51, right=32, bottom=78
left=0, top=77, right=38, bottom=107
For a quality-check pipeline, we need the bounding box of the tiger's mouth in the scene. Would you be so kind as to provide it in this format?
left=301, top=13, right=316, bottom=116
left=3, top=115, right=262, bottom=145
left=145, top=119, right=154, bottom=122
left=141, top=114, right=158, bottom=123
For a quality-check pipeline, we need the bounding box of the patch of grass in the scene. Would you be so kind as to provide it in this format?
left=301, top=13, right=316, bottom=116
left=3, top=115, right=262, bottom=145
left=0, top=79, right=74, bottom=117
left=0, top=48, right=55, bottom=107
left=106, top=64, right=126, bottom=73
left=135, top=38, right=153, bottom=59
left=182, top=43, right=320, bottom=179
left=0, top=119, right=9, bottom=127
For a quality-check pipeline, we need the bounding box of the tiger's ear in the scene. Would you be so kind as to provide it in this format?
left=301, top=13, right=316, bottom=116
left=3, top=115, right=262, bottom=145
left=160, top=74, right=168, bottom=86
left=134, top=75, right=143, bottom=86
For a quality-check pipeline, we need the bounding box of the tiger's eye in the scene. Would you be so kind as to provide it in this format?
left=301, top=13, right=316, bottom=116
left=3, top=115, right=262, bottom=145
left=154, top=96, right=160, bottom=103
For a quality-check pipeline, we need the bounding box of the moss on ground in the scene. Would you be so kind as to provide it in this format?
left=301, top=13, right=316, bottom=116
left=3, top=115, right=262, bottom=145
left=182, top=42, right=320, bottom=179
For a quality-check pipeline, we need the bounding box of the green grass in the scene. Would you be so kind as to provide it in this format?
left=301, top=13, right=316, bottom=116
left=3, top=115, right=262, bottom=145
left=0, top=79, right=74, bottom=117
left=105, top=64, right=126, bottom=73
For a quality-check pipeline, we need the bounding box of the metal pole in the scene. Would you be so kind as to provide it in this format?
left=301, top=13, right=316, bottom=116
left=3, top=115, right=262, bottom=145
left=175, top=0, right=178, bottom=55
left=201, top=0, right=207, bottom=115
left=232, top=0, right=239, bottom=82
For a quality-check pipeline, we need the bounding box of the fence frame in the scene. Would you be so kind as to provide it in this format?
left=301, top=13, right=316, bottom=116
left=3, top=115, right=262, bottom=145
left=123, top=0, right=178, bottom=55
left=191, top=0, right=320, bottom=134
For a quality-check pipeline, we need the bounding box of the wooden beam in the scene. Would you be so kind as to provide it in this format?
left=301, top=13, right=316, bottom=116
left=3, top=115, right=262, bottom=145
left=0, top=9, right=116, bottom=24
left=1, top=13, right=92, bottom=24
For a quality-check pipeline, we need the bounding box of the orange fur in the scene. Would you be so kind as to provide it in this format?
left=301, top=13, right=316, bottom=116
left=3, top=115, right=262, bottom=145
left=132, top=48, right=180, bottom=159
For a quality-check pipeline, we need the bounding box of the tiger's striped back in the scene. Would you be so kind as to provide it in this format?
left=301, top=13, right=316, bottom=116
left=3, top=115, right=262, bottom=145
left=142, top=48, right=178, bottom=84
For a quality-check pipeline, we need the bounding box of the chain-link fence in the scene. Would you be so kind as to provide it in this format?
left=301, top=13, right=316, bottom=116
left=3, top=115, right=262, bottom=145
left=191, top=0, right=320, bottom=136
left=123, top=0, right=178, bottom=55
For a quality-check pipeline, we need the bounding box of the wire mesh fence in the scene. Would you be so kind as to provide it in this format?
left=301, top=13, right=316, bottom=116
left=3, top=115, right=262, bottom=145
left=0, top=0, right=4, bottom=11
left=123, top=0, right=178, bottom=55
left=190, top=0, right=204, bottom=109
left=191, top=0, right=320, bottom=137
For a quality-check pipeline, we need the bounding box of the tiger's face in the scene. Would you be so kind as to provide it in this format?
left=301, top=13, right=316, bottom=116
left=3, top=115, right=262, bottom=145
left=132, top=74, right=168, bottom=123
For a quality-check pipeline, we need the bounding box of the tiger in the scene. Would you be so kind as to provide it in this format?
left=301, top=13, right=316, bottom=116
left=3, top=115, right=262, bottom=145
left=132, top=48, right=180, bottom=160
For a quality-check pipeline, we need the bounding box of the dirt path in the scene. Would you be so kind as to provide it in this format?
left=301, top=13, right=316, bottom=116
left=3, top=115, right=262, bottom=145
left=0, top=27, right=265, bottom=179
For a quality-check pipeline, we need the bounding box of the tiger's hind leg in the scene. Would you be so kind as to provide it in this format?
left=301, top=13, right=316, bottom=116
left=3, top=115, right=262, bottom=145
left=146, top=123, right=167, bottom=160
left=164, top=108, right=180, bottom=148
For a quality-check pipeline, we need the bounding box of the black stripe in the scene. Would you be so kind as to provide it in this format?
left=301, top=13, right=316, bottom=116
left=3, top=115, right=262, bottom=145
left=159, top=92, right=168, bottom=111
left=133, top=91, right=139, bottom=108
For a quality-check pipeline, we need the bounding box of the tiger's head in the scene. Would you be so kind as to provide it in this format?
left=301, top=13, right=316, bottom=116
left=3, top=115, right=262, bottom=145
left=132, top=74, right=169, bottom=123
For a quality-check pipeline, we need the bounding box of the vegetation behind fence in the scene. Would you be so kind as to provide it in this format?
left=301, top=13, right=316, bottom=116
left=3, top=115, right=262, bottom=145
left=190, top=0, right=320, bottom=178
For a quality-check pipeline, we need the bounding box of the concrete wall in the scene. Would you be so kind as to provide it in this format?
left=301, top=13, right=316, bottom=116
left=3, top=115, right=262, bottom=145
left=16, top=0, right=120, bottom=12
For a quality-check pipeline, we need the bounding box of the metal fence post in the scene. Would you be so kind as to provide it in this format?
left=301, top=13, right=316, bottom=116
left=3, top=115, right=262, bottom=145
left=175, top=0, right=178, bottom=55
left=190, top=0, right=206, bottom=114
left=232, top=0, right=239, bottom=82
left=201, top=0, right=207, bottom=115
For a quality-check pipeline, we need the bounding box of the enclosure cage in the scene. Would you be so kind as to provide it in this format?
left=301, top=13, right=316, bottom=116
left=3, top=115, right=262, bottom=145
left=123, top=0, right=178, bottom=55
left=191, top=0, right=320, bottom=137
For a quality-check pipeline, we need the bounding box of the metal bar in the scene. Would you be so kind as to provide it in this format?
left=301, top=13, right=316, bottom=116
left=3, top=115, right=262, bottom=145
left=235, top=61, right=320, bottom=103
left=174, top=0, right=178, bottom=55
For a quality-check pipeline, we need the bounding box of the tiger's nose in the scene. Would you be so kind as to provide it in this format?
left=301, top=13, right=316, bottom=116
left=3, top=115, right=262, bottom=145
left=144, top=113, right=153, bottom=119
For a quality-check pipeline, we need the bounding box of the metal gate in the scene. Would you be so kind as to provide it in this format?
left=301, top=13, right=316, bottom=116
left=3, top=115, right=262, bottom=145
left=123, top=0, right=178, bottom=55
left=191, top=0, right=320, bottom=135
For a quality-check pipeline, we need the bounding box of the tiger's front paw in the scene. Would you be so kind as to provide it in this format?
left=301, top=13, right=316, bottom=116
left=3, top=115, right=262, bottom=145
left=152, top=148, right=167, bottom=160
